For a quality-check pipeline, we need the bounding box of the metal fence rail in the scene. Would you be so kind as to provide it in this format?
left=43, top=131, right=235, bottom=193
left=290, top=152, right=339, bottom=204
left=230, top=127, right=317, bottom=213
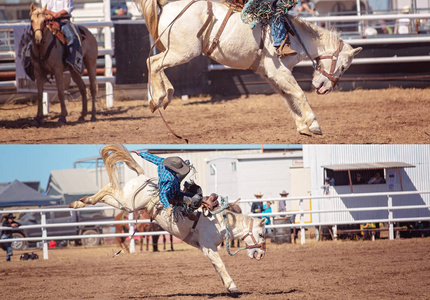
left=1, top=190, right=430, bottom=259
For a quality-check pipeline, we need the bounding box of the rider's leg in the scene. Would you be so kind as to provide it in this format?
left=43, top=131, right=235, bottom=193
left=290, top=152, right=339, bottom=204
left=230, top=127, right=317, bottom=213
left=61, top=20, right=84, bottom=74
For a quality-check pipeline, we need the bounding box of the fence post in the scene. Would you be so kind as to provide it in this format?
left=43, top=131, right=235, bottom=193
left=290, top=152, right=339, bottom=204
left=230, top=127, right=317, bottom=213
left=41, top=212, right=48, bottom=260
left=299, top=198, right=305, bottom=244
left=103, top=0, right=114, bottom=108
left=128, top=212, right=135, bottom=253
left=388, top=195, right=394, bottom=240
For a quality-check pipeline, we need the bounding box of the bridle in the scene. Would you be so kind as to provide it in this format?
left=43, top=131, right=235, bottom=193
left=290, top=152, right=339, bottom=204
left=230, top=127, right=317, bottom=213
left=315, top=40, right=344, bottom=88
left=284, top=16, right=345, bottom=88
left=241, top=219, right=266, bottom=251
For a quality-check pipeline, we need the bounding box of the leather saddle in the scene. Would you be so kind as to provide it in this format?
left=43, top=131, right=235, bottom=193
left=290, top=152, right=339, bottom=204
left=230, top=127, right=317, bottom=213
left=46, top=20, right=87, bottom=45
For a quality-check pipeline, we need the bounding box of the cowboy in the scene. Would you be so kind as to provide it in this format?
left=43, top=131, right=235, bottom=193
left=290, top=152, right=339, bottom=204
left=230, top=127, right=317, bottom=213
left=1, top=213, right=21, bottom=262
left=279, top=190, right=289, bottom=212
left=251, top=192, right=264, bottom=213
left=271, top=0, right=298, bottom=57
left=132, top=151, right=202, bottom=217
left=41, top=0, right=84, bottom=74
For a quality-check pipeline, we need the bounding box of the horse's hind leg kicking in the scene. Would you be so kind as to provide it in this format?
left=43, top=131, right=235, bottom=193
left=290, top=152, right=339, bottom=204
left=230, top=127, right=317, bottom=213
left=147, top=49, right=199, bottom=111
left=264, top=73, right=322, bottom=135
left=201, top=246, right=238, bottom=293
left=70, top=184, right=132, bottom=212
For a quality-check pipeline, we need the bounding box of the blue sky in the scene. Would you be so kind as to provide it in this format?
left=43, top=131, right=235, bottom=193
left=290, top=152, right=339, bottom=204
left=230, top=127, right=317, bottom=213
left=0, top=144, right=140, bottom=191
left=0, top=144, right=299, bottom=192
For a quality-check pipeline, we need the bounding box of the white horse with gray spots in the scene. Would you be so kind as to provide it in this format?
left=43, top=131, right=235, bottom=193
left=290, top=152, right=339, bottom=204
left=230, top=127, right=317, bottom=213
left=70, top=145, right=266, bottom=293
left=136, top=0, right=362, bottom=135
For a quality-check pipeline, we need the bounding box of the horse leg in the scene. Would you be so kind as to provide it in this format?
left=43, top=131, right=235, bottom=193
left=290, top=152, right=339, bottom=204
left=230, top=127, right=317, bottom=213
left=162, top=235, right=166, bottom=251
left=83, top=47, right=98, bottom=121
left=170, top=234, right=174, bottom=251
left=34, top=76, right=46, bottom=125
left=69, top=184, right=132, bottom=212
left=152, top=234, right=160, bottom=252
left=70, top=69, right=88, bottom=122
left=146, top=235, right=149, bottom=252
left=53, top=70, right=68, bottom=124
left=147, top=49, right=199, bottom=111
left=201, top=246, right=238, bottom=293
left=264, top=72, right=322, bottom=135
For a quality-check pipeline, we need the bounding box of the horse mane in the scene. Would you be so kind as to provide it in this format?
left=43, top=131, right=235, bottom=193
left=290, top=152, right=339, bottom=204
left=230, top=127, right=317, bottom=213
left=291, top=16, right=341, bottom=52
left=101, top=144, right=144, bottom=189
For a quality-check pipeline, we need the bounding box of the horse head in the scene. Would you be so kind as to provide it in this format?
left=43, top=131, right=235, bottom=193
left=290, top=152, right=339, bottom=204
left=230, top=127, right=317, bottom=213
left=30, top=3, right=48, bottom=45
left=312, top=40, right=362, bottom=95
left=243, top=217, right=266, bottom=261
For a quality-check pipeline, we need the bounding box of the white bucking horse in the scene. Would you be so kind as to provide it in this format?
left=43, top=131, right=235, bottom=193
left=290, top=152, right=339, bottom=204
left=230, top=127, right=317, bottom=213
left=135, top=0, right=362, bottom=135
left=70, top=145, right=266, bottom=293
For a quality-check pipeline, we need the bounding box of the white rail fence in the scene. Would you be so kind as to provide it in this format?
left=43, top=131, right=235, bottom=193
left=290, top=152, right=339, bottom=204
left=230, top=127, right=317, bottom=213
left=1, top=190, right=430, bottom=260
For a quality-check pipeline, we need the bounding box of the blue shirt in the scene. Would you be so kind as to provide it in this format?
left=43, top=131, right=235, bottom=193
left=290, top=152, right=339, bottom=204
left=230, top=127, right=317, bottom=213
left=139, top=152, right=180, bottom=208
left=262, top=204, right=272, bottom=225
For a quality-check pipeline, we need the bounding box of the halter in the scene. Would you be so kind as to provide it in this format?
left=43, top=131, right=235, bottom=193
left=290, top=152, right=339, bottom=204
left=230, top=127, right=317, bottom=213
left=222, top=209, right=266, bottom=256
left=284, top=15, right=345, bottom=88
left=315, top=40, right=344, bottom=87
left=240, top=219, right=266, bottom=251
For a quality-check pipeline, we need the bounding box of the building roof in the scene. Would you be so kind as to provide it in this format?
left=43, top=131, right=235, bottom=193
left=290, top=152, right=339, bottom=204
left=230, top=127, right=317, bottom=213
left=322, top=162, right=415, bottom=171
left=46, top=169, right=98, bottom=195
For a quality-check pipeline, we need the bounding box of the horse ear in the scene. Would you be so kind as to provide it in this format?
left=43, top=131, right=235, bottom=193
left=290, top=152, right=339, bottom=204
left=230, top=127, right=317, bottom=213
left=350, top=47, right=362, bottom=57
left=30, top=3, right=35, bottom=13
left=259, top=218, right=266, bottom=227
left=42, top=4, right=47, bottom=13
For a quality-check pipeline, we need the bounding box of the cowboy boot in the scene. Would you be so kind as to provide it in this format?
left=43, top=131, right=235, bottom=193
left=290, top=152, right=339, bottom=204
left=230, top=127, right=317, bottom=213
left=276, top=34, right=297, bottom=57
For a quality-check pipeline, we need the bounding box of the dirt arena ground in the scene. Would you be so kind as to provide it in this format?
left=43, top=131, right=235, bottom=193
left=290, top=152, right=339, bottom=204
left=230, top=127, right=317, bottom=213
left=1, top=238, right=429, bottom=300
left=0, top=88, right=429, bottom=144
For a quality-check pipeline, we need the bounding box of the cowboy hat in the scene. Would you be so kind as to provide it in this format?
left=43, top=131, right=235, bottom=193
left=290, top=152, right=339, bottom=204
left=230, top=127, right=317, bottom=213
left=280, top=190, right=289, bottom=196
left=5, top=213, right=16, bottom=219
left=163, top=156, right=190, bottom=176
left=254, top=192, right=263, bottom=197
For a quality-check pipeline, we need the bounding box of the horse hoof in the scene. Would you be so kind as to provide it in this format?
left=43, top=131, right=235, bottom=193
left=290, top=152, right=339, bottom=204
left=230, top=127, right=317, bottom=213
left=227, top=286, right=239, bottom=293
left=298, top=127, right=312, bottom=136
left=309, top=121, right=323, bottom=135
left=78, top=116, right=85, bottom=123
left=91, top=115, right=97, bottom=122
left=58, top=116, right=67, bottom=125
left=32, top=116, right=43, bottom=126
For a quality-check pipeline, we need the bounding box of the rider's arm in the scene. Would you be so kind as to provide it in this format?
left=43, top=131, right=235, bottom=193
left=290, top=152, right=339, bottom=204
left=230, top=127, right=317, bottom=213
left=138, top=151, right=164, bottom=166
left=159, top=188, right=172, bottom=208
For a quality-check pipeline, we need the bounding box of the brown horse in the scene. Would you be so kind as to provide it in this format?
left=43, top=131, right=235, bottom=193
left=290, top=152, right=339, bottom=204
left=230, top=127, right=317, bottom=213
left=114, top=211, right=174, bottom=253
left=138, top=210, right=174, bottom=252
left=29, top=4, right=98, bottom=124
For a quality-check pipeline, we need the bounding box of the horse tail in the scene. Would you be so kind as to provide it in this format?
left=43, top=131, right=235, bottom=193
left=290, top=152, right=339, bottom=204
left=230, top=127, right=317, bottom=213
left=135, top=0, right=167, bottom=52
left=101, top=144, right=144, bottom=189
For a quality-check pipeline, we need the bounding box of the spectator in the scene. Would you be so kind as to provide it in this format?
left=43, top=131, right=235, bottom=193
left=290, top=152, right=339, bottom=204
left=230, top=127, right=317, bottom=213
left=323, top=177, right=331, bottom=195
left=395, top=6, right=411, bottom=34
left=297, top=0, right=317, bottom=16
left=368, top=172, right=385, bottom=184
left=1, top=213, right=21, bottom=262
left=278, top=190, right=289, bottom=212
left=251, top=192, right=264, bottom=213
left=262, top=201, right=273, bottom=227
left=353, top=172, right=366, bottom=184
left=111, top=1, right=129, bottom=20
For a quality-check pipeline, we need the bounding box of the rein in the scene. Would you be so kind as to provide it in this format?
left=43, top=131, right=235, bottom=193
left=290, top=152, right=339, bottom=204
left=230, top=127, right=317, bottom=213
left=284, top=15, right=344, bottom=87
left=223, top=210, right=266, bottom=256
left=113, top=178, right=154, bottom=257
left=146, top=0, right=200, bottom=143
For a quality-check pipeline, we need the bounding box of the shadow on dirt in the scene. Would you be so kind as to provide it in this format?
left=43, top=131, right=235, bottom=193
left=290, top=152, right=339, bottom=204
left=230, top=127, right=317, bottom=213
left=124, top=289, right=297, bottom=299
left=0, top=105, right=155, bottom=129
